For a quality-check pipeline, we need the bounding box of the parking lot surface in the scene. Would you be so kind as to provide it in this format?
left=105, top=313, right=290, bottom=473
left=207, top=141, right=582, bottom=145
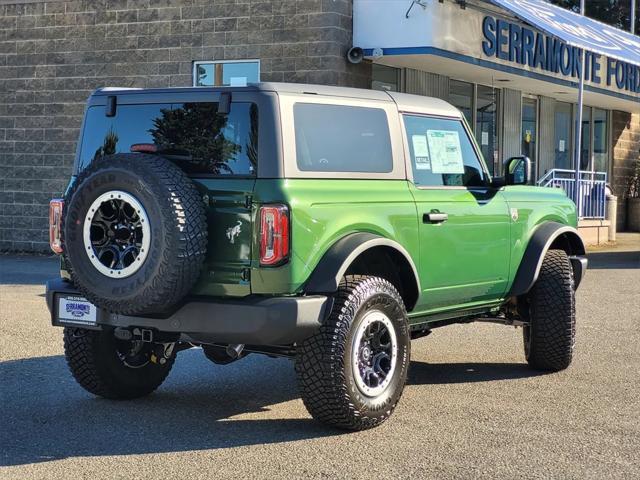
left=1, top=242, right=639, bottom=479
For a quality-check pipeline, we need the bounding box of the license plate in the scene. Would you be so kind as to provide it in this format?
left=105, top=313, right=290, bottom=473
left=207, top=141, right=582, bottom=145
left=58, top=296, right=97, bottom=326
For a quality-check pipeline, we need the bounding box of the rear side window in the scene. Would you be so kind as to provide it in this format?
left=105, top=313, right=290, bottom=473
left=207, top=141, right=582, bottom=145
left=403, top=115, right=489, bottom=187
left=78, top=102, right=258, bottom=176
left=293, top=103, right=392, bottom=173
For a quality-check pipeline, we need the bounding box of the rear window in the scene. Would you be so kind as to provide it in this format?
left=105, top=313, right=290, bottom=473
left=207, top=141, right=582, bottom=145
left=77, top=102, right=258, bottom=176
left=293, top=103, right=392, bottom=173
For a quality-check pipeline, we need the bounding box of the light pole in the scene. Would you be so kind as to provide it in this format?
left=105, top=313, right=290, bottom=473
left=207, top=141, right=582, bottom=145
left=573, top=0, right=586, bottom=218
left=632, top=0, right=637, bottom=35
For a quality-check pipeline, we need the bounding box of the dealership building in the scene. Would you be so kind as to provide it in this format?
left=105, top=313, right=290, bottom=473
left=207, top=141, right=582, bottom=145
left=0, top=0, right=638, bottom=251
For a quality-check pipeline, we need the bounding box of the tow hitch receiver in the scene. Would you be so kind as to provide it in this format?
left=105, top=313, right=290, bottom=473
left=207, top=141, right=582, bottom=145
left=114, top=327, right=154, bottom=342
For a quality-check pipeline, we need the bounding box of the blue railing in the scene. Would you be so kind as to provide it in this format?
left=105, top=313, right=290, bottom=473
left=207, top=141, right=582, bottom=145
left=537, top=169, right=607, bottom=219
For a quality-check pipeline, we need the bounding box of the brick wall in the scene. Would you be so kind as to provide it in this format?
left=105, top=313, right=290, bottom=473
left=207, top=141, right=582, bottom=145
left=611, top=111, right=640, bottom=231
left=0, top=0, right=370, bottom=252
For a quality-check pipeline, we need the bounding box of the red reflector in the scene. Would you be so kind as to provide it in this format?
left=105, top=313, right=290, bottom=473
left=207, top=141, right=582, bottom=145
left=259, top=205, right=289, bottom=266
left=130, top=143, right=157, bottom=153
left=49, top=199, right=64, bottom=254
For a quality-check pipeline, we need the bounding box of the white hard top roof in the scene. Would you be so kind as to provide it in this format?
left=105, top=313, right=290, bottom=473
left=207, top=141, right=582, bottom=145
left=259, top=82, right=462, bottom=118
left=93, top=82, right=463, bottom=118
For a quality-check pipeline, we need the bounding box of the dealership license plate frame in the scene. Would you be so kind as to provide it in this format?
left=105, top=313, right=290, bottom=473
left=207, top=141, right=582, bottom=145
left=56, top=295, right=100, bottom=328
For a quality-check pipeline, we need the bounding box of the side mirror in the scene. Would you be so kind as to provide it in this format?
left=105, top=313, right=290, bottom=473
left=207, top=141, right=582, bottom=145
left=497, top=156, right=532, bottom=186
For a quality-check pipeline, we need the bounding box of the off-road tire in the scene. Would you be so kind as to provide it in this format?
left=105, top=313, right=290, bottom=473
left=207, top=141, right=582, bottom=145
left=63, top=153, right=207, bottom=315
left=63, top=327, right=175, bottom=399
left=523, top=249, right=576, bottom=371
left=295, top=275, right=411, bottom=430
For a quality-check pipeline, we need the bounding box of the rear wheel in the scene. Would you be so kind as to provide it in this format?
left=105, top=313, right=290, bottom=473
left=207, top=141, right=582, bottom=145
left=63, top=327, right=175, bottom=399
left=523, top=249, right=576, bottom=371
left=296, top=275, right=411, bottom=430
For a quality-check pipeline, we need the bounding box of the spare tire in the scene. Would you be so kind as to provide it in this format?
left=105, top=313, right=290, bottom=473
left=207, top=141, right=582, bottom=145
left=63, top=153, right=207, bottom=315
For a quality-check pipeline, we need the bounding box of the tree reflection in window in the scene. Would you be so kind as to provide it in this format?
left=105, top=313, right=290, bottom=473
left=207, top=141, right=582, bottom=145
left=149, top=102, right=258, bottom=176
left=94, top=128, right=118, bottom=160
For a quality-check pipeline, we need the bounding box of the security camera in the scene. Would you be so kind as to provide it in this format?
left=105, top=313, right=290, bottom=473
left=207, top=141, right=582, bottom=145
left=347, top=47, right=364, bottom=64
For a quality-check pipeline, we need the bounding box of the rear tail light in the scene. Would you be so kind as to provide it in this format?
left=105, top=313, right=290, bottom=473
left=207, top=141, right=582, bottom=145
left=49, top=199, right=64, bottom=254
left=259, top=204, right=289, bottom=266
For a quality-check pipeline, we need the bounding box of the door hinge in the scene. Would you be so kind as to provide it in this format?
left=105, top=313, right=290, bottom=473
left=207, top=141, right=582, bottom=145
left=241, top=268, right=251, bottom=282
left=244, top=195, right=253, bottom=209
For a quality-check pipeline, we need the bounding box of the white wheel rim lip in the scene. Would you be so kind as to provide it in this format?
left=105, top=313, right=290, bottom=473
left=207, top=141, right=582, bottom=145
left=82, top=190, right=151, bottom=279
left=351, top=310, right=398, bottom=398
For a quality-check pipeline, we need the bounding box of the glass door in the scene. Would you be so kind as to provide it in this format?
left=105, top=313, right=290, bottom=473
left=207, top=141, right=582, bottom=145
left=449, top=79, right=474, bottom=126
left=522, top=97, right=538, bottom=181
left=554, top=102, right=572, bottom=171
left=592, top=108, right=609, bottom=173
left=579, top=106, right=592, bottom=170
left=476, top=85, right=500, bottom=175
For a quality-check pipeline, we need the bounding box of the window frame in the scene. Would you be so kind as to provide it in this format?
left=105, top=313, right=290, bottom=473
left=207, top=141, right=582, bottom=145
left=399, top=112, right=493, bottom=190
left=192, top=59, right=261, bottom=87
left=279, top=93, right=406, bottom=180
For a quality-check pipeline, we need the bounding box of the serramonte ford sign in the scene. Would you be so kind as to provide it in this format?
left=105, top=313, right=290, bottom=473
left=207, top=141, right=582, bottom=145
left=481, top=15, right=640, bottom=94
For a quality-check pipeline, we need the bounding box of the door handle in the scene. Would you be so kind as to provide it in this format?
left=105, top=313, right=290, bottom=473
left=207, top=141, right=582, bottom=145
left=423, top=212, right=448, bottom=224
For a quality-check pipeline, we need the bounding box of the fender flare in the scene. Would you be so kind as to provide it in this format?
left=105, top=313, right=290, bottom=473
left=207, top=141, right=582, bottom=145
left=509, top=222, right=586, bottom=297
left=304, top=232, right=421, bottom=296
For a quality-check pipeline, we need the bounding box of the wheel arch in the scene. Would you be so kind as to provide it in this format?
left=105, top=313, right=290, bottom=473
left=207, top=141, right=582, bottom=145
left=509, top=221, right=586, bottom=297
left=304, top=232, right=421, bottom=311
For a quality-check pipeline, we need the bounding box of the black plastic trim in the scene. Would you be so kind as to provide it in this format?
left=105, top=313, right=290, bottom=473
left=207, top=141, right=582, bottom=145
left=509, top=222, right=587, bottom=296
left=105, top=95, right=117, bottom=117
left=46, top=278, right=329, bottom=345
left=304, top=232, right=421, bottom=294
left=569, top=256, right=588, bottom=290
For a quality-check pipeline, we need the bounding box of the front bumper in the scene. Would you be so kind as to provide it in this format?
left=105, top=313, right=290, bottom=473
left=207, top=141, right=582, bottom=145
left=46, top=278, right=330, bottom=345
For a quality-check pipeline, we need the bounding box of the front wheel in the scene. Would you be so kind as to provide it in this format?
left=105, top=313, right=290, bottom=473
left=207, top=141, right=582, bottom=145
left=523, top=249, right=576, bottom=371
left=63, top=327, right=175, bottom=399
left=295, top=275, right=411, bottom=430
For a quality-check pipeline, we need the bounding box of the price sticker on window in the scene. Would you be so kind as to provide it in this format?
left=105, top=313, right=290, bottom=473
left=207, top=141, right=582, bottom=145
left=426, top=130, right=465, bottom=174
left=412, top=134, right=431, bottom=170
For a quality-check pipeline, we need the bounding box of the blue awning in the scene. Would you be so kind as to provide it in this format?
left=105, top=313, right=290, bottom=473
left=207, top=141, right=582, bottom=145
left=488, top=0, right=640, bottom=67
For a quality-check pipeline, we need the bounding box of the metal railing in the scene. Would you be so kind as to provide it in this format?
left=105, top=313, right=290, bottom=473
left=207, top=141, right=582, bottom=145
left=537, top=169, right=607, bottom=219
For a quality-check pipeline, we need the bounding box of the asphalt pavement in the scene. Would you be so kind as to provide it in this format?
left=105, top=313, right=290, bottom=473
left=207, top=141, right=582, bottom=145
left=1, top=238, right=639, bottom=479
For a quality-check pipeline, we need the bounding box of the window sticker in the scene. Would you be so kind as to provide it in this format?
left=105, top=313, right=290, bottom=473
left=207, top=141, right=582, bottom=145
left=411, top=134, right=431, bottom=170
left=426, top=130, right=465, bottom=174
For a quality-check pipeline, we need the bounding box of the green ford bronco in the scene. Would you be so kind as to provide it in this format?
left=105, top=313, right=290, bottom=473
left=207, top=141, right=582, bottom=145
left=46, top=83, right=587, bottom=430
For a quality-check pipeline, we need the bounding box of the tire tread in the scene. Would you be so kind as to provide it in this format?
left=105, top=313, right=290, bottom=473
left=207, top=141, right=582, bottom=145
left=525, top=249, right=576, bottom=371
left=63, top=154, right=207, bottom=315
left=295, top=275, right=409, bottom=430
left=63, top=327, right=174, bottom=399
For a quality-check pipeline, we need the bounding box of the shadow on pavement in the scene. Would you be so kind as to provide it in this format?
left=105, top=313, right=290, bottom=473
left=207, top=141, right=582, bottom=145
left=0, top=349, right=336, bottom=466
left=0, top=347, right=553, bottom=466
left=408, top=361, right=549, bottom=385
left=587, top=250, right=640, bottom=270
left=0, top=255, right=59, bottom=285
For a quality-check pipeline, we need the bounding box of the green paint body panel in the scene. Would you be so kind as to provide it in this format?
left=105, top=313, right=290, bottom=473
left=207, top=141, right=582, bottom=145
left=251, top=179, right=420, bottom=297
left=190, top=178, right=255, bottom=297
left=188, top=177, right=577, bottom=324
left=501, top=185, right=578, bottom=286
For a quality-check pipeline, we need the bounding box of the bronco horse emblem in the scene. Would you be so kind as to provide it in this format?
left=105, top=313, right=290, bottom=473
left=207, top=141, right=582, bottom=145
left=226, top=221, right=242, bottom=244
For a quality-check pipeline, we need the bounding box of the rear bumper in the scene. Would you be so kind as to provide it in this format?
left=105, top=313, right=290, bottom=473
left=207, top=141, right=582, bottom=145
left=46, top=278, right=330, bottom=345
